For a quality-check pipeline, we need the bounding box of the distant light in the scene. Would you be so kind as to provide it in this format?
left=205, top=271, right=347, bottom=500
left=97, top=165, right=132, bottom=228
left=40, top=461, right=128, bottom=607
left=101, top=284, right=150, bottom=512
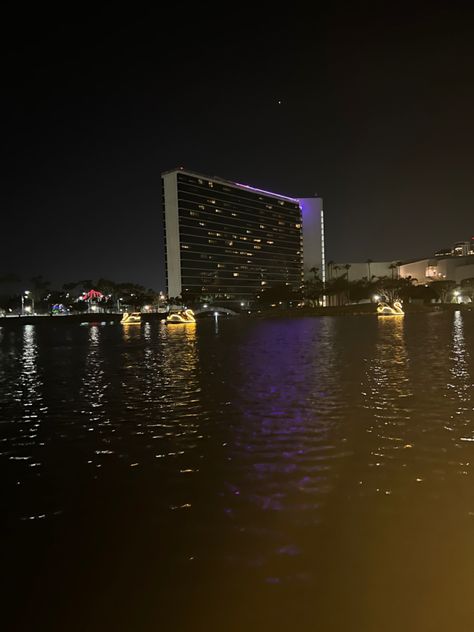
left=203, top=304, right=208, bottom=308
left=240, top=302, right=245, bottom=307
left=24, top=306, right=32, bottom=313
left=24, top=290, right=30, bottom=296
left=213, top=311, right=219, bottom=317
left=454, top=290, right=460, bottom=296
left=373, top=294, right=380, bottom=301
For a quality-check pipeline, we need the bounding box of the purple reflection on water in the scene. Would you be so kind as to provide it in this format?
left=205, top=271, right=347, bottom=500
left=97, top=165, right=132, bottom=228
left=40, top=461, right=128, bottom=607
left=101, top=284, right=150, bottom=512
left=223, top=318, right=340, bottom=519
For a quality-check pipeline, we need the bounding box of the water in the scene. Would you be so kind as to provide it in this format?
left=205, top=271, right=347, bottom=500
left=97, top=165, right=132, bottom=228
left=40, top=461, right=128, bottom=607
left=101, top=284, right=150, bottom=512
left=1, top=312, right=474, bottom=631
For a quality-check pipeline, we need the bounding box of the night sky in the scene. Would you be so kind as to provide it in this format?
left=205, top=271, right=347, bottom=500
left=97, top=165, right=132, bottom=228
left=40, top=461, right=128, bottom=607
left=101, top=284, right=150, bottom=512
left=3, top=5, right=474, bottom=291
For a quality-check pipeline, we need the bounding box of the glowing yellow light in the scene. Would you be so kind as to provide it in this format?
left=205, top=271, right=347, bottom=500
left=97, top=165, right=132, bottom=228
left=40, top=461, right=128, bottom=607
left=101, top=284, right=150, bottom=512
left=121, top=312, right=141, bottom=324
left=377, top=301, right=404, bottom=316
left=166, top=309, right=196, bottom=324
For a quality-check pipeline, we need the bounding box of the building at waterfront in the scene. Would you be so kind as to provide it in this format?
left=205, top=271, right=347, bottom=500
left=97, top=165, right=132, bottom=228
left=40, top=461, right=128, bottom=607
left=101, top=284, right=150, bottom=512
left=399, top=255, right=474, bottom=284
left=162, top=169, right=325, bottom=305
left=399, top=238, right=474, bottom=284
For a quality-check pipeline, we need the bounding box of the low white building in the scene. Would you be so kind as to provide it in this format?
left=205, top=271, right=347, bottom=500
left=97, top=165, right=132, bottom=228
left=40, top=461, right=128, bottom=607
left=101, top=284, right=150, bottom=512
left=399, top=255, right=474, bottom=284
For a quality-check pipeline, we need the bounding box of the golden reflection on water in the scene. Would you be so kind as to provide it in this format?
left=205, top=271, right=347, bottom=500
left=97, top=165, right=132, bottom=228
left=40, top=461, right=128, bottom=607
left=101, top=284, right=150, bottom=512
left=20, top=324, right=44, bottom=445
left=449, top=311, right=473, bottom=445
left=121, top=322, right=143, bottom=343
left=80, top=325, right=110, bottom=437
left=127, top=322, right=204, bottom=473
left=362, top=316, right=412, bottom=490
left=450, top=311, right=471, bottom=399
left=161, top=323, right=199, bottom=387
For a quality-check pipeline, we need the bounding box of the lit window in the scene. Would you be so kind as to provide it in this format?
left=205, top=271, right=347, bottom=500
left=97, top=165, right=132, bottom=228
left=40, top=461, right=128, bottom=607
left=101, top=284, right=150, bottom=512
left=233, top=272, right=239, bottom=277
left=295, top=223, right=301, bottom=228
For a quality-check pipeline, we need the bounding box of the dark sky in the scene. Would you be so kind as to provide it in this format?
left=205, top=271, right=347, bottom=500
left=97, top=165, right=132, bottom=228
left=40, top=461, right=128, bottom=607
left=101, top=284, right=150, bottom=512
left=3, top=4, right=474, bottom=290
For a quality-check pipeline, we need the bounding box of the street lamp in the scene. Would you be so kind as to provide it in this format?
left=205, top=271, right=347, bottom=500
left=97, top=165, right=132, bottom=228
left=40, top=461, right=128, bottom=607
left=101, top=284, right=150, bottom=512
left=25, top=290, right=34, bottom=314
left=22, top=290, right=32, bottom=315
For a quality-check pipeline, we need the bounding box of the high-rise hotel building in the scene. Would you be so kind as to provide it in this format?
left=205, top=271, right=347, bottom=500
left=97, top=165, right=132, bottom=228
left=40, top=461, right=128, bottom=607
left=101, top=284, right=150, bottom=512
left=162, top=168, right=325, bottom=303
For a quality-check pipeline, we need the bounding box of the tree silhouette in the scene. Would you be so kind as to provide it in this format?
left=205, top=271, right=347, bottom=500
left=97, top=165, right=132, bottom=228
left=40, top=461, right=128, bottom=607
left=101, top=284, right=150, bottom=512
left=366, top=258, right=373, bottom=280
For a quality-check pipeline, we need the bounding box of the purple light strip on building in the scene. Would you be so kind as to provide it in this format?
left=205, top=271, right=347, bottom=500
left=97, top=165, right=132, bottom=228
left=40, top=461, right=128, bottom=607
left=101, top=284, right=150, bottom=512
left=234, top=182, right=299, bottom=203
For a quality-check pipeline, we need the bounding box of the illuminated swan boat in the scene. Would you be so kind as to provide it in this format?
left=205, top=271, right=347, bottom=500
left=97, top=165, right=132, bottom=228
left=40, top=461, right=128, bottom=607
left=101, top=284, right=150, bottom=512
left=377, top=301, right=404, bottom=316
left=120, top=311, right=142, bottom=324
left=166, top=309, right=196, bottom=324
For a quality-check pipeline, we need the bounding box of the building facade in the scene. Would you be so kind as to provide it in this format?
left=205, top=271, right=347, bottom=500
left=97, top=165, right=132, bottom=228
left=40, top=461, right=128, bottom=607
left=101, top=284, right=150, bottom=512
left=162, top=169, right=324, bottom=305
left=399, top=238, right=474, bottom=284
left=399, top=255, right=474, bottom=284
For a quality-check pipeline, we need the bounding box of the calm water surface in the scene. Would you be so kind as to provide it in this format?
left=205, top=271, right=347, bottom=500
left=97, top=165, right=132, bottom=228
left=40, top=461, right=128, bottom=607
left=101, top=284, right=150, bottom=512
left=1, top=313, right=474, bottom=631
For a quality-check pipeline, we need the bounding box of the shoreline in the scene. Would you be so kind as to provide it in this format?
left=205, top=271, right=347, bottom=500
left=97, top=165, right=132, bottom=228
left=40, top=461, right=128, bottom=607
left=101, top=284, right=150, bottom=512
left=0, top=303, right=472, bottom=327
left=253, top=303, right=472, bottom=318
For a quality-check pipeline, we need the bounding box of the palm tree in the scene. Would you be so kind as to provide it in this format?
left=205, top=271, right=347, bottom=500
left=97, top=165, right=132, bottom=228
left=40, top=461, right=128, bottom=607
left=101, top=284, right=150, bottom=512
left=343, top=263, right=351, bottom=283
left=327, top=260, right=334, bottom=281
left=343, top=264, right=352, bottom=302
left=389, top=262, right=398, bottom=280
left=366, top=258, right=373, bottom=280
left=309, top=266, right=319, bottom=280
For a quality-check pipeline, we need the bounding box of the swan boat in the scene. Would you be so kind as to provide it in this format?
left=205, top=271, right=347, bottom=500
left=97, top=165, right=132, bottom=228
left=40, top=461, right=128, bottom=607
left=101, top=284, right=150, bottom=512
left=377, top=301, right=404, bottom=316
left=166, top=309, right=196, bottom=324
left=120, top=312, right=142, bottom=324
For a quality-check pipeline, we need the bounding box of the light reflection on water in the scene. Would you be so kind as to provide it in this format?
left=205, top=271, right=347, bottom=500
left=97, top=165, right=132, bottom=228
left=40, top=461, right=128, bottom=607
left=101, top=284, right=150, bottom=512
left=0, top=312, right=474, bottom=631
